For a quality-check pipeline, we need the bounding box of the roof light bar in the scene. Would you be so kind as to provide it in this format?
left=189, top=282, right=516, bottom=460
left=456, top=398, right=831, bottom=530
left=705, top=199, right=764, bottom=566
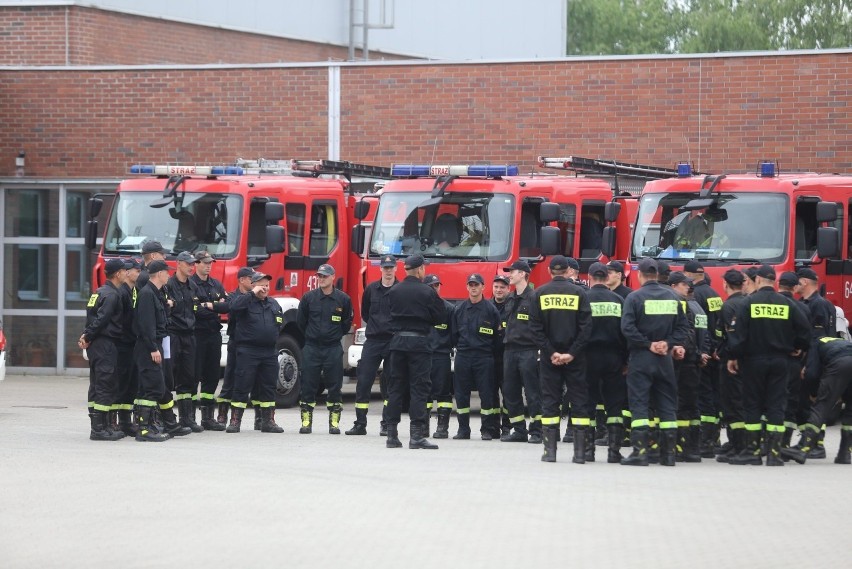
left=759, top=161, right=776, bottom=178
left=677, top=163, right=692, bottom=177
left=390, top=164, right=519, bottom=177
left=130, top=165, right=244, bottom=176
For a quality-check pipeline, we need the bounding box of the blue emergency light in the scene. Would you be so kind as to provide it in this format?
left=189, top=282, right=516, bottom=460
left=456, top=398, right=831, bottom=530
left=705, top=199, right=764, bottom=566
left=130, top=165, right=156, bottom=174
left=760, top=161, right=776, bottom=177
left=391, top=164, right=519, bottom=177
left=677, top=163, right=692, bottom=177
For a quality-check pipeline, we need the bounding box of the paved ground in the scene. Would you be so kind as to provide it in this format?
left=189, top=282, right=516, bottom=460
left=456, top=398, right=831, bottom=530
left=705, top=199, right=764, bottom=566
left=1, top=374, right=851, bottom=568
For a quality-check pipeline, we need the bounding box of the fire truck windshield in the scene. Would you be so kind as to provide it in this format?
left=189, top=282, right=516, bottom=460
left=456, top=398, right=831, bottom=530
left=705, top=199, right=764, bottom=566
left=102, top=191, right=242, bottom=257
left=632, top=192, right=788, bottom=264
left=370, top=191, right=515, bottom=260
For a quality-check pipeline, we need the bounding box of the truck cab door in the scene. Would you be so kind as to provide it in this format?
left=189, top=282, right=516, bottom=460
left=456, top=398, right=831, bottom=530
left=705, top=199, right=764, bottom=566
left=824, top=199, right=852, bottom=326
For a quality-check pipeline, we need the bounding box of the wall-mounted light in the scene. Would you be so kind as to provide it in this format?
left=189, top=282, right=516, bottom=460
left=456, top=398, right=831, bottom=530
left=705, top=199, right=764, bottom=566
left=15, top=150, right=25, bottom=177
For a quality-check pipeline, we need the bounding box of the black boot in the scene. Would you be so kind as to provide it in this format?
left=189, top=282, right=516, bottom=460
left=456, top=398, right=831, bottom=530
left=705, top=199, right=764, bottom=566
left=717, top=429, right=743, bottom=463
left=409, top=423, right=438, bottom=449
left=782, top=426, right=794, bottom=449
left=161, top=405, right=192, bottom=437
left=299, top=404, right=313, bottom=434
left=89, top=411, right=124, bottom=441
left=107, top=410, right=126, bottom=439
left=261, top=406, right=284, bottom=433
left=562, top=423, right=574, bottom=443
left=453, top=413, right=471, bottom=440
left=572, top=426, right=587, bottom=464
left=328, top=403, right=342, bottom=435
left=226, top=406, right=244, bottom=433
left=200, top=403, right=225, bottom=431
left=729, top=430, right=762, bottom=465
left=684, top=425, right=702, bottom=462
left=541, top=425, right=558, bottom=463
left=621, top=427, right=649, bottom=466
left=178, top=399, right=204, bottom=433
left=675, top=427, right=688, bottom=462
left=647, top=426, right=660, bottom=464
left=500, top=410, right=512, bottom=437
left=216, top=401, right=229, bottom=426
left=424, top=407, right=432, bottom=439
left=807, top=428, right=827, bottom=459
left=660, top=429, right=677, bottom=466
left=583, top=427, right=595, bottom=462
left=765, top=430, right=785, bottom=466
left=528, top=420, right=542, bottom=444
left=134, top=406, right=170, bottom=442
left=253, top=406, right=262, bottom=430
left=699, top=421, right=716, bottom=458
left=345, top=408, right=368, bottom=435
left=835, top=429, right=852, bottom=464
left=501, top=421, right=528, bottom=442
left=433, top=407, right=451, bottom=439
left=607, top=425, right=623, bottom=463
left=716, top=426, right=734, bottom=455
left=379, top=404, right=388, bottom=437
left=386, top=424, right=402, bottom=448
left=780, top=426, right=818, bottom=464
left=117, top=409, right=137, bottom=437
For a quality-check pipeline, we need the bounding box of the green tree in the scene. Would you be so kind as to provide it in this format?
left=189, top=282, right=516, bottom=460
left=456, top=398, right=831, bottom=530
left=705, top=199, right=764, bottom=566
left=566, top=0, right=684, bottom=55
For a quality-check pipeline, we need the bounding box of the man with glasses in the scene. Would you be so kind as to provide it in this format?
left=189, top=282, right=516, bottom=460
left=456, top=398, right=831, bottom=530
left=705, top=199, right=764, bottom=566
left=297, top=264, right=353, bottom=434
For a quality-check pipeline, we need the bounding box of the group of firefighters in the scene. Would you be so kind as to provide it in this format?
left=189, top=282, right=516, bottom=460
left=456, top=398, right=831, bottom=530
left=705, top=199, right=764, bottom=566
left=81, top=241, right=852, bottom=465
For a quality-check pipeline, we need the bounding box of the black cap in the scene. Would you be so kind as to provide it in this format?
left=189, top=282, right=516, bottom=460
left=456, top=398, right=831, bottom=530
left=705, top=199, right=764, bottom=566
left=549, top=255, right=569, bottom=271
left=317, top=264, right=335, bottom=276
left=637, top=258, right=658, bottom=274
left=147, top=260, right=169, bottom=275
left=606, top=260, right=625, bottom=274
left=667, top=271, right=693, bottom=286
left=126, top=257, right=142, bottom=270
left=743, top=267, right=759, bottom=281
left=176, top=251, right=195, bottom=263
left=104, top=258, right=127, bottom=276
left=656, top=260, right=671, bottom=278
left=251, top=272, right=272, bottom=283
left=756, top=264, right=776, bottom=280
left=779, top=271, right=800, bottom=287
left=683, top=260, right=705, bottom=273
left=504, top=260, right=531, bottom=273
left=379, top=255, right=396, bottom=268
left=796, top=268, right=818, bottom=282
left=404, top=254, right=428, bottom=270
left=237, top=267, right=254, bottom=279
left=141, top=240, right=165, bottom=255
left=194, top=250, right=214, bottom=263
left=493, top=274, right=510, bottom=284
left=565, top=257, right=580, bottom=271
left=467, top=273, right=485, bottom=285
left=588, top=262, right=609, bottom=278
left=723, top=269, right=745, bottom=286
left=423, top=274, right=441, bottom=286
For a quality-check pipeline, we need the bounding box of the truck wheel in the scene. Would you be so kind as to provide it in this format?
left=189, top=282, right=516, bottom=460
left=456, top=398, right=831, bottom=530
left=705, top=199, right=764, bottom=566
left=275, top=335, right=301, bottom=408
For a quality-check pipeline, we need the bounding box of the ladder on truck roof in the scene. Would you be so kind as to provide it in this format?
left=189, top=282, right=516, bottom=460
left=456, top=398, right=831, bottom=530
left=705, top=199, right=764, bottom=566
left=234, top=158, right=393, bottom=180
left=537, top=155, right=698, bottom=180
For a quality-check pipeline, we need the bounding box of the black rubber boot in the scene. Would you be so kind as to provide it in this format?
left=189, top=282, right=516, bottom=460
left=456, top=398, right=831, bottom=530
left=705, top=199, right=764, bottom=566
left=453, top=413, right=471, bottom=440
left=386, top=424, right=403, bottom=448
left=699, top=422, right=716, bottom=458
left=299, top=404, right=313, bottom=434
left=117, top=409, right=137, bottom=437
left=660, top=429, right=677, bottom=466
left=161, top=406, right=192, bottom=437
left=572, top=426, right=586, bottom=464
left=216, top=401, right=229, bottom=426
left=253, top=406, right=261, bottom=430
left=765, top=431, right=785, bottom=466
left=716, top=426, right=734, bottom=455
left=835, top=429, right=852, bottom=464
left=200, top=403, right=225, bottom=431
left=717, top=429, right=742, bottom=463
left=379, top=404, right=388, bottom=436
left=481, top=414, right=497, bottom=441
left=424, top=407, right=432, bottom=439
left=607, top=425, right=623, bottom=463
left=225, top=406, right=244, bottom=433
left=594, top=406, right=607, bottom=445
left=409, top=424, right=438, bottom=449
left=621, top=427, right=649, bottom=466
left=675, top=427, right=688, bottom=462
left=345, top=408, right=368, bottom=435
left=780, top=426, right=818, bottom=465
left=135, top=406, right=170, bottom=442
left=261, top=407, right=284, bottom=433
left=107, top=410, right=126, bottom=439
left=782, top=427, right=794, bottom=449
left=647, top=426, right=660, bottom=464
left=562, top=423, right=574, bottom=443
left=433, top=407, right=450, bottom=439
left=328, top=403, right=342, bottom=435
left=807, top=428, right=827, bottom=459
left=729, top=431, right=762, bottom=465
left=178, top=399, right=204, bottom=433
left=500, top=410, right=512, bottom=437
left=528, top=420, right=542, bottom=444
left=89, top=411, right=124, bottom=441
left=583, top=427, right=595, bottom=462
left=501, top=421, right=528, bottom=442
left=541, top=425, right=558, bottom=463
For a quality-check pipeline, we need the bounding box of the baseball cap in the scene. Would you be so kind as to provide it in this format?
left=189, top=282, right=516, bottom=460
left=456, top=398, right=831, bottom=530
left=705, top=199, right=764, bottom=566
left=778, top=271, right=800, bottom=287
left=317, top=264, right=335, bottom=276
left=379, top=255, right=396, bottom=268
left=423, top=274, right=441, bottom=286
left=743, top=267, right=759, bottom=281
left=667, top=271, right=693, bottom=286
left=549, top=255, right=569, bottom=271
left=104, top=258, right=127, bottom=276
left=141, top=240, right=165, bottom=255
left=146, top=260, right=169, bottom=275
left=467, top=273, right=485, bottom=285
left=756, top=264, right=776, bottom=280
left=656, top=260, right=671, bottom=278
left=126, top=257, right=142, bottom=270
left=504, top=260, right=531, bottom=273
left=251, top=272, right=272, bottom=283
left=565, top=257, right=580, bottom=271
left=237, top=267, right=254, bottom=279
left=493, top=274, right=510, bottom=285
left=683, top=260, right=705, bottom=273
left=796, top=268, right=819, bottom=282
left=723, top=269, right=745, bottom=286
left=588, top=262, right=609, bottom=278
left=176, top=251, right=195, bottom=263
left=194, top=251, right=214, bottom=263
left=404, top=254, right=428, bottom=270
left=606, top=260, right=625, bottom=274
left=637, top=258, right=658, bottom=274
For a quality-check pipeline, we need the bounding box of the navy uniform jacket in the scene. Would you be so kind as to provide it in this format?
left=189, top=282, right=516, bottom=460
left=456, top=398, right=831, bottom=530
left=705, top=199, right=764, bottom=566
left=361, top=279, right=397, bottom=340
left=804, top=335, right=852, bottom=383
left=801, top=292, right=836, bottom=337
left=231, top=292, right=285, bottom=349
left=297, top=287, right=353, bottom=347
left=117, top=282, right=136, bottom=347
left=727, top=286, right=811, bottom=359
left=529, top=276, right=592, bottom=358
left=692, top=280, right=724, bottom=350
left=84, top=281, right=123, bottom=342
left=503, top=286, right=537, bottom=351
left=716, top=291, right=749, bottom=360
left=388, top=275, right=445, bottom=353
left=164, top=275, right=198, bottom=334
left=621, top=280, right=689, bottom=351
left=191, top=274, right=229, bottom=334
left=586, top=284, right=626, bottom=356
left=133, top=282, right=168, bottom=352
left=452, top=298, right=502, bottom=356
left=428, top=299, right=454, bottom=355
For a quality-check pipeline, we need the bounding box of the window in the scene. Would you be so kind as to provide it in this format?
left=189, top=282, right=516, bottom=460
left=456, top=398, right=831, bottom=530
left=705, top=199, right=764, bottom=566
left=557, top=203, right=577, bottom=257
left=66, top=191, right=88, bottom=238
left=518, top=199, right=544, bottom=258
left=579, top=202, right=605, bottom=259
left=309, top=202, right=338, bottom=257
left=65, top=245, right=90, bottom=303
left=286, top=203, right=306, bottom=255
left=17, top=244, right=48, bottom=301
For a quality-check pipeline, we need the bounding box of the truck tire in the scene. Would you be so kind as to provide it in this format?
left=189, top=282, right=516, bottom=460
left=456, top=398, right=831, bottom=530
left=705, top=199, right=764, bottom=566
left=275, top=335, right=301, bottom=408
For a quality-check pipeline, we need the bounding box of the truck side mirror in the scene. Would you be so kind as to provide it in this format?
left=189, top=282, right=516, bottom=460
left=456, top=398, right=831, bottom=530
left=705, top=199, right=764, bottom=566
left=817, top=227, right=839, bottom=259
left=85, top=220, right=99, bottom=250
left=604, top=202, right=621, bottom=222
left=540, top=226, right=560, bottom=256
left=601, top=226, right=616, bottom=257
left=265, top=201, right=285, bottom=223
left=539, top=202, right=559, bottom=224
left=88, top=197, right=103, bottom=219
left=354, top=201, right=371, bottom=220
left=351, top=225, right=366, bottom=254
left=816, top=201, right=838, bottom=223
left=265, top=225, right=285, bottom=254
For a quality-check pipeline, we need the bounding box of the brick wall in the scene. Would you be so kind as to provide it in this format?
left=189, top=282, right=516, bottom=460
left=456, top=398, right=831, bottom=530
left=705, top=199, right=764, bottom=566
left=1, top=51, right=848, bottom=177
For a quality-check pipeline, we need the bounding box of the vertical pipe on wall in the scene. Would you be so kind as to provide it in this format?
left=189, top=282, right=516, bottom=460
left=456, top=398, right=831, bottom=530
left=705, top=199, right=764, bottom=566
left=328, top=65, right=341, bottom=161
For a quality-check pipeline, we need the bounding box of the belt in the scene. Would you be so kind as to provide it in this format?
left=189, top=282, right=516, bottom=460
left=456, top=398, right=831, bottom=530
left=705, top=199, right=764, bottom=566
left=396, top=331, right=427, bottom=338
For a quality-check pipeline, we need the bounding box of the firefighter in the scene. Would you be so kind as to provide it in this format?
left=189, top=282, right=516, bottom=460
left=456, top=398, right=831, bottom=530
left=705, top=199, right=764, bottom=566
left=560, top=256, right=589, bottom=443
left=136, top=240, right=166, bottom=291
left=79, top=258, right=127, bottom=441
left=620, top=258, right=689, bottom=467
left=606, top=260, right=633, bottom=299
left=131, top=259, right=171, bottom=442
left=385, top=254, right=445, bottom=449
left=500, top=260, right=541, bottom=444
left=191, top=250, right=229, bottom=431
left=715, top=269, right=749, bottom=463
left=585, top=262, right=627, bottom=463
left=296, top=264, right=353, bottom=434
left=529, top=255, right=593, bottom=463
left=216, top=267, right=256, bottom=426
left=112, top=257, right=141, bottom=437
left=782, top=334, right=852, bottom=465
left=452, top=273, right=502, bottom=440
left=226, top=272, right=286, bottom=433
left=424, top=274, right=454, bottom=438
left=726, top=265, right=811, bottom=466
left=777, top=271, right=811, bottom=450
left=683, top=260, right=723, bottom=457
left=491, top=273, right=512, bottom=436
left=164, top=250, right=202, bottom=432
left=346, top=254, right=397, bottom=436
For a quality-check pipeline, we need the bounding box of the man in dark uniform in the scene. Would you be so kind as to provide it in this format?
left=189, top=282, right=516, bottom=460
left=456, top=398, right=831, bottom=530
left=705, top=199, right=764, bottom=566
left=452, top=273, right=502, bottom=440
left=726, top=265, right=811, bottom=466
left=491, top=273, right=512, bottom=436
left=782, top=334, right=852, bottom=464
left=191, top=250, right=229, bottom=431
left=131, top=260, right=171, bottom=442
left=500, top=260, right=541, bottom=444
left=385, top=254, right=445, bottom=449
left=529, top=255, right=593, bottom=463
left=136, top=240, right=166, bottom=291
left=715, top=269, right=749, bottom=462
left=296, top=263, right=353, bottom=434
left=585, top=262, right=628, bottom=462
left=777, top=271, right=811, bottom=450
left=112, top=257, right=141, bottom=437
left=606, top=260, right=633, bottom=299
left=424, top=274, right=455, bottom=438
left=226, top=272, right=286, bottom=433
left=164, top=250, right=202, bottom=432
left=79, top=258, right=127, bottom=441
left=559, top=256, right=588, bottom=443
left=216, top=267, right=255, bottom=426
left=346, top=254, right=397, bottom=436
left=620, top=258, right=689, bottom=467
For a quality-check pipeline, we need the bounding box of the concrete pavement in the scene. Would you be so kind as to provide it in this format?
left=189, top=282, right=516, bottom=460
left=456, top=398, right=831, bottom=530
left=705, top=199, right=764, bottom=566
left=1, top=374, right=850, bottom=568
